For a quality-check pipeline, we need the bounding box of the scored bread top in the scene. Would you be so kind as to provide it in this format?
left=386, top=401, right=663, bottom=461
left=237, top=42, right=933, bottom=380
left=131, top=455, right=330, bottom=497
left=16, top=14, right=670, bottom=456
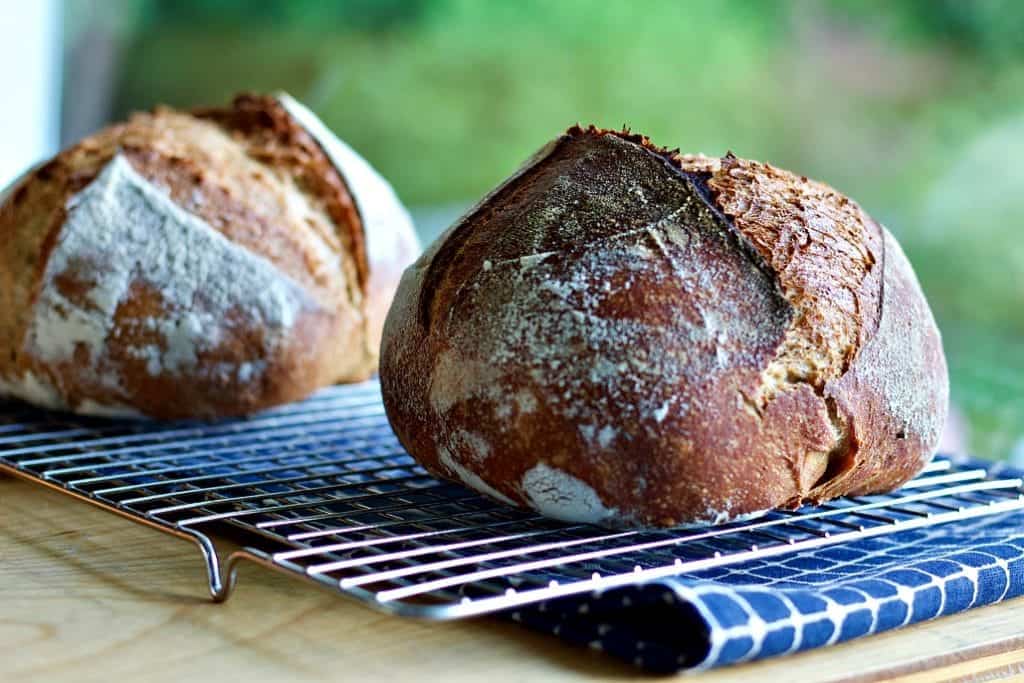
left=0, top=93, right=417, bottom=418
left=381, top=125, right=948, bottom=527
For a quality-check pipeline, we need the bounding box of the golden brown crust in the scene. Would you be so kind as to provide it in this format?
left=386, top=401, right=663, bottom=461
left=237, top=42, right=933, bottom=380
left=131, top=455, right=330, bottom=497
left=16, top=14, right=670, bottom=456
left=0, top=93, right=418, bottom=418
left=380, top=126, right=948, bottom=527
left=700, top=154, right=881, bottom=397
left=192, top=94, right=369, bottom=296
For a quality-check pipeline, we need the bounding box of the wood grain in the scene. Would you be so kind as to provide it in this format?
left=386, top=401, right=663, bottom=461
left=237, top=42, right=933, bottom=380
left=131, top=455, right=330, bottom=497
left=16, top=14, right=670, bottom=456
left=2, top=474, right=1023, bottom=682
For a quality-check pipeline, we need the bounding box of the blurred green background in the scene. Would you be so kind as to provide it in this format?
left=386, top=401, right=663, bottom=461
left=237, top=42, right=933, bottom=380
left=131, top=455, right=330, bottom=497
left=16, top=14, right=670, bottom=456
left=64, top=0, right=1023, bottom=459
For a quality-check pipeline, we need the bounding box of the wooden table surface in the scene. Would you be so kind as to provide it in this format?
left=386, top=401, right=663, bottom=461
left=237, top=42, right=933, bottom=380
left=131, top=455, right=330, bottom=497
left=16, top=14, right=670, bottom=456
left=3, top=473, right=1024, bottom=682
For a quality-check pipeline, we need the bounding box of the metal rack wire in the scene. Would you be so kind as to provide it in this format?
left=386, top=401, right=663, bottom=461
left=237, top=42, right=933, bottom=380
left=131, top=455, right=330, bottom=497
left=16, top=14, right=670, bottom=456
left=1, top=380, right=1022, bottom=619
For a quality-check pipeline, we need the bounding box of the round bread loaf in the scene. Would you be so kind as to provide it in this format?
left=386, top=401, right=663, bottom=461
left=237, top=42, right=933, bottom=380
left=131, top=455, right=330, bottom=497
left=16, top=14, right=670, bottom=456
left=0, top=93, right=419, bottom=419
left=380, top=125, right=948, bottom=528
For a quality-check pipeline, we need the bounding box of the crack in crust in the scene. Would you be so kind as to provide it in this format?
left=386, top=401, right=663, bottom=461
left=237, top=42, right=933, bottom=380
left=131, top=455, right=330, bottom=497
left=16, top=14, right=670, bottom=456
left=681, top=153, right=880, bottom=399
left=561, top=129, right=884, bottom=495
left=675, top=153, right=884, bottom=495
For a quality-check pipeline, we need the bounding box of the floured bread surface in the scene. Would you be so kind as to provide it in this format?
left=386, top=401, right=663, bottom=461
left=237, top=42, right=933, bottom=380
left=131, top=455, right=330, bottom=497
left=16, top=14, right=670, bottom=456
left=380, top=126, right=948, bottom=528
left=0, top=93, right=418, bottom=418
left=20, top=154, right=313, bottom=414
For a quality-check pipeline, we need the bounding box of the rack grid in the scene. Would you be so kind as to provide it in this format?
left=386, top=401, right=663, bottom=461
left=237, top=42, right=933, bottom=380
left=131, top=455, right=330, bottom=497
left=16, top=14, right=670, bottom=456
left=2, top=380, right=1021, bottom=619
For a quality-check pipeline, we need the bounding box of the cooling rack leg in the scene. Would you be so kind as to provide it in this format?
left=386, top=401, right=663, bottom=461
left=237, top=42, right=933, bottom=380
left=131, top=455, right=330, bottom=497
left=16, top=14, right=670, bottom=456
left=187, top=537, right=285, bottom=603
left=0, top=463, right=242, bottom=603
left=209, top=549, right=309, bottom=604
left=182, top=529, right=230, bottom=601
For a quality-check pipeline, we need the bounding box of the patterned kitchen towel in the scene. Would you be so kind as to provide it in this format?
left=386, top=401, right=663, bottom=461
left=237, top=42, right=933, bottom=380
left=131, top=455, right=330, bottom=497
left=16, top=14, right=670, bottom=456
left=510, top=459, right=1024, bottom=673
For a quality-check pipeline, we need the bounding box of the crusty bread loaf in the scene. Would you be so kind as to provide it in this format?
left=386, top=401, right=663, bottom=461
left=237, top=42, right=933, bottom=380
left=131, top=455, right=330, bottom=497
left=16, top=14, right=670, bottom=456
left=380, top=125, right=948, bottom=528
left=0, top=93, right=418, bottom=419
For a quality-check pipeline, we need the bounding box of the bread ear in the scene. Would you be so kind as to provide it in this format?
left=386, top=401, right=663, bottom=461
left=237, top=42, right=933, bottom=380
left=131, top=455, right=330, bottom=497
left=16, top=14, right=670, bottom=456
left=273, top=93, right=420, bottom=361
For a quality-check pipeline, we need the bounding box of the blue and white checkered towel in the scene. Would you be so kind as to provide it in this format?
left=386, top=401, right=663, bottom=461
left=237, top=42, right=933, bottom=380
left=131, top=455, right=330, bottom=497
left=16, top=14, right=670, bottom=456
left=511, top=459, right=1024, bottom=673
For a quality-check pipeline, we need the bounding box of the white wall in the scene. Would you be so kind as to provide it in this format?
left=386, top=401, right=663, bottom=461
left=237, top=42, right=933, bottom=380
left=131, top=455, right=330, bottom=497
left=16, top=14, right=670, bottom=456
left=0, top=0, right=61, bottom=186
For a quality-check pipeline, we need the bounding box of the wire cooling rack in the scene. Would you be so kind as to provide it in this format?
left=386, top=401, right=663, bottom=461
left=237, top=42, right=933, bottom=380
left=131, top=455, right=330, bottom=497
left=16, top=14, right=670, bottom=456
left=1, top=380, right=1022, bottom=619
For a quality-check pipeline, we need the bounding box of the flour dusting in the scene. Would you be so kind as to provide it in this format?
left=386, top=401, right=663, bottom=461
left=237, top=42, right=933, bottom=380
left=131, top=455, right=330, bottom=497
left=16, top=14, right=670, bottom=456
left=521, top=463, right=623, bottom=524
left=0, top=372, right=63, bottom=410
left=855, top=230, right=948, bottom=453
left=24, top=154, right=311, bottom=397
left=0, top=370, right=140, bottom=418
left=78, top=400, right=144, bottom=419
left=409, top=133, right=789, bottom=526
left=439, top=210, right=783, bottom=442
left=453, top=429, right=492, bottom=462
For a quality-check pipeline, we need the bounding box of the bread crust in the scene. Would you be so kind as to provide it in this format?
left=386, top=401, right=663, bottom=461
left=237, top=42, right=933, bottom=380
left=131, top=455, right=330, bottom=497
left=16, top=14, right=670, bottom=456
left=380, top=126, right=947, bottom=527
left=0, top=94, right=418, bottom=418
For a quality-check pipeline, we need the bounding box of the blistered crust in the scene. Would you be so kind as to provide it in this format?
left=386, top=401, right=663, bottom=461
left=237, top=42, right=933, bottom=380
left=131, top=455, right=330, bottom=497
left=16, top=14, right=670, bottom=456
left=381, top=126, right=948, bottom=527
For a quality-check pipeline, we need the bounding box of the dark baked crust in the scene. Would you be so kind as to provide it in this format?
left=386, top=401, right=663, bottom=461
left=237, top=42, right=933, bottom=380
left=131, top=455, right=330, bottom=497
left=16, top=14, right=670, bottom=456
left=380, top=126, right=948, bottom=527
left=0, top=93, right=418, bottom=418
